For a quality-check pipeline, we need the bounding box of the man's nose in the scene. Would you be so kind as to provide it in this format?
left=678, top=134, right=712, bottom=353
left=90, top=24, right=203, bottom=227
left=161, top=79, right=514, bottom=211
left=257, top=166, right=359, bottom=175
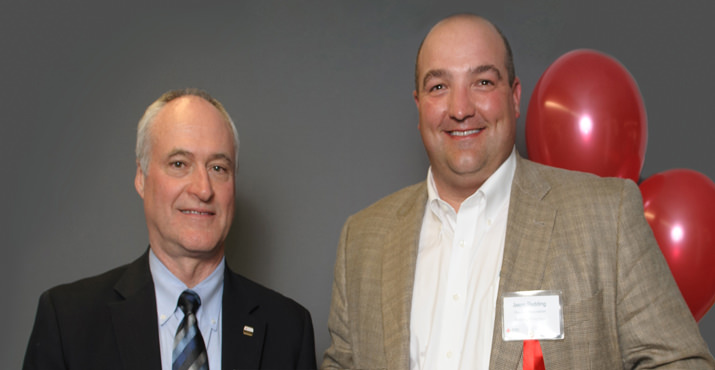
left=188, top=168, right=214, bottom=202
left=448, top=86, right=475, bottom=122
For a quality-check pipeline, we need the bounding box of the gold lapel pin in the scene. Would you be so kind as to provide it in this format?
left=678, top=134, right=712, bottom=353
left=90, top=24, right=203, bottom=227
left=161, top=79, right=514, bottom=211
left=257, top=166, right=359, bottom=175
left=243, top=325, right=254, bottom=337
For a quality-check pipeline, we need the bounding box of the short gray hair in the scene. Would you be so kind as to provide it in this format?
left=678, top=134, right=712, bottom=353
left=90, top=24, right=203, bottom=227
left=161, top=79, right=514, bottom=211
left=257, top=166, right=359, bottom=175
left=135, top=88, right=239, bottom=174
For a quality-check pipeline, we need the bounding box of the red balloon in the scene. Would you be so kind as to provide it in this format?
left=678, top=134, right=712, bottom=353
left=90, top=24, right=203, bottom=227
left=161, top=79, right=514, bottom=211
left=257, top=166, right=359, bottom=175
left=526, top=49, right=647, bottom=183
left=640, top=169, right=715, bottom=321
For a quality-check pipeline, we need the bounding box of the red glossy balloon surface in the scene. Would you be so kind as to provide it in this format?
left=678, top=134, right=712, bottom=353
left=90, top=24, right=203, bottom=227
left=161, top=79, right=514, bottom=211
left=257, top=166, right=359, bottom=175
left=526, top=49, right=647, bottom=183
left=640, top=169, right=715, bottom=321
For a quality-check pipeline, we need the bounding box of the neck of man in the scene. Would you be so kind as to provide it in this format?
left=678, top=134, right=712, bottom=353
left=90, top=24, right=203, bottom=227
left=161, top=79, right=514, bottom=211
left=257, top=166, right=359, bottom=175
left=150, top=245, right=224, bottom=288
left=432, top=150, right=513, bottom=212
left=433, top=175, right=488, bottom=213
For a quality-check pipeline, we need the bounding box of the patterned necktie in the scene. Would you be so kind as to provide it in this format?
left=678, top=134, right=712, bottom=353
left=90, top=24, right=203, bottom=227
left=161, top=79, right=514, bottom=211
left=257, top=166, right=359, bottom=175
left=173, top=290, right=209, bottom=370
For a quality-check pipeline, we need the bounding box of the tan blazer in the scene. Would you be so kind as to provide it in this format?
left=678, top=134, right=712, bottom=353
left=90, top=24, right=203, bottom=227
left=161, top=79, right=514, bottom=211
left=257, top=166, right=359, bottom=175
left=323, top=155, right=714, bottom=370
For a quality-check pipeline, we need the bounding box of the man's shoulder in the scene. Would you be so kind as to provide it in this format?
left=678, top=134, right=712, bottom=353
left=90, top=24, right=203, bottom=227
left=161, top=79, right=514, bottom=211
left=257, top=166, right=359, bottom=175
left=35, top=258, right=142, bottom=321
left=350, top=182, right=426, bottom=222
left=45, top=261, right=132, bottom=297
left=519, top=158, right=634, bottom=192
left=517, top=158, right=640, bottom=207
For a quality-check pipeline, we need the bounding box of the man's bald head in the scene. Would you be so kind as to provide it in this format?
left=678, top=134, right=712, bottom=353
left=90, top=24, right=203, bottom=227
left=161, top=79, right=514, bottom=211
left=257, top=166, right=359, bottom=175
left=414, top=14, right=515, bottom=92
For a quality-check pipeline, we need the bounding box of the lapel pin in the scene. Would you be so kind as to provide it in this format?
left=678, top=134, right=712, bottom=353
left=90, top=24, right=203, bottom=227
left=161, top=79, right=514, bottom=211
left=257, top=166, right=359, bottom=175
left=243, top=325, right=254, bottom=337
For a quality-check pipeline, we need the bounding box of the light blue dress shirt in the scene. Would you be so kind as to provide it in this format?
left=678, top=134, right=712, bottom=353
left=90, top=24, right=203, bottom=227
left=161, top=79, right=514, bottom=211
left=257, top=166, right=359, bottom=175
left=149, top=250, right=224, bottom=370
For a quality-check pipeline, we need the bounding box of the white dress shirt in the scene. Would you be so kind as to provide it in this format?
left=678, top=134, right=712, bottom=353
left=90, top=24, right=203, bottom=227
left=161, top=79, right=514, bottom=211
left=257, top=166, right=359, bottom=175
left=410, top=149, right=516, bottom=370
left=149, top=249, right=224, bottom=370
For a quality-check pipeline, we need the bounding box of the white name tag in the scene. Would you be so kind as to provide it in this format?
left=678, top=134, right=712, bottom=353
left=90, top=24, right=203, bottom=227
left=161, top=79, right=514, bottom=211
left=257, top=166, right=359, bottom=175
left=502, top=290, right=564, bottom=341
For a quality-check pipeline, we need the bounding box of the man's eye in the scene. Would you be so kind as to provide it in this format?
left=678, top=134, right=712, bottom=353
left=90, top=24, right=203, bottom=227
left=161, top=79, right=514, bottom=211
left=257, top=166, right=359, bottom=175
left=478, top=80, right=494, bottom=86
left=211, top=165, right=227, bottom=173
left=171, top=161, right=185, bottom=168
left=429, top=84, right=445, bottom=92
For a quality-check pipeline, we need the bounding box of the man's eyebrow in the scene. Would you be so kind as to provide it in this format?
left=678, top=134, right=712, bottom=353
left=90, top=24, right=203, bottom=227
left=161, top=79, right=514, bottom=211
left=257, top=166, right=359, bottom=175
left=470, top=64, right=503, bottom=81
left=208, top=153, right=234, bottom=166
left=421, top=65, right=503, bottom=90
left=167, top=149, right=192, bottom=159
left=166, top=150, right=233, bottom=166
left=421, top=69, right=447, bottom=90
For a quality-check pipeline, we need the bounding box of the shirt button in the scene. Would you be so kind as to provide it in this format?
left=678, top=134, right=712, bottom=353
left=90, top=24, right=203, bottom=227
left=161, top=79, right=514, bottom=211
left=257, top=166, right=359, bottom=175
left=459, top=240, right=465, bottom=247
left=453, top=294, right=459, bottom=301
left=446, top=351, right=453, bottom=358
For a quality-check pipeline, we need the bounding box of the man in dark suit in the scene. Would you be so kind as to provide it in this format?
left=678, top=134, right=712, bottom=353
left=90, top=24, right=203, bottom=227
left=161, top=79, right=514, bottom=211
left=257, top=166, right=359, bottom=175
left=322, top=14, right=714, bottom=369
left=24, top=88, right=317, bottom=370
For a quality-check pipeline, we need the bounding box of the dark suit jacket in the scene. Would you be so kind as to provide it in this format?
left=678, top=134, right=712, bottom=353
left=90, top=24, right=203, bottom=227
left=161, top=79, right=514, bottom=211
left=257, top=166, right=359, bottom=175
left=23, top=251, right=317, bottom=370
left=323, top=155, right=715, bottom=369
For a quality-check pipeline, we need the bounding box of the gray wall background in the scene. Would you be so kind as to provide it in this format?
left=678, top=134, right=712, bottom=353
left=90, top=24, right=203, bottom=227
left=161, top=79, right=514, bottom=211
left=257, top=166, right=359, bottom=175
left=4, top=1, right=715, bottom=366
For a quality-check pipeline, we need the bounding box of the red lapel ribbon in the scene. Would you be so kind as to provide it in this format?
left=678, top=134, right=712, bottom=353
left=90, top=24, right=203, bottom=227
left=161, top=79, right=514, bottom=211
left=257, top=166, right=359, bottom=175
left=523, top=340, right=545, bottom=370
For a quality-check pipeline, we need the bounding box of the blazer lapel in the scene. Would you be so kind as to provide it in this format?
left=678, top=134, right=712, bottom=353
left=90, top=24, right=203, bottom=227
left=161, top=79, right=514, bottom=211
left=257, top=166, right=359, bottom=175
left=382, top=183, right=427, bottom=370
left=221, top=266, right=265, bottom=370
left=109, top=252, right=162, bottom=370
left=490, top=157, right=556, bottom=370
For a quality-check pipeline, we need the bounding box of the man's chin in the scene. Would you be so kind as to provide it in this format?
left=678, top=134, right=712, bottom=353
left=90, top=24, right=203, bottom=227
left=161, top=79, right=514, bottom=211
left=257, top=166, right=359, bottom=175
left=177, top=239, right=225, bottom=258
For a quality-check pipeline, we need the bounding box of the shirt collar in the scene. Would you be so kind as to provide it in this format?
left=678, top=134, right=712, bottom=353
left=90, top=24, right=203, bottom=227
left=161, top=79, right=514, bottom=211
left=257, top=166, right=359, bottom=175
left=427, top=147, right=517, bottom=221
left=149, top=249, right=224, bottom=332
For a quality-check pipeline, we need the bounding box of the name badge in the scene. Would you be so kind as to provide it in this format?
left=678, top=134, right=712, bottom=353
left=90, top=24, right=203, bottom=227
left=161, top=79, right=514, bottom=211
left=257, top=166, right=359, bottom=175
left=502, top=290, right=564, bottom=341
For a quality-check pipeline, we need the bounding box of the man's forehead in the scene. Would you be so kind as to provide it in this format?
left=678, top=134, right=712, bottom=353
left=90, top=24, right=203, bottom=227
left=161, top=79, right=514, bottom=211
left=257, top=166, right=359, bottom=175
left=150, top=100, right=235, bottom=153
left=417, top=17, right=507, bottom=76
left=428, top=14, right=496, bottom=39
left=153, top=98, right=230, bottom=134
left=424, top=19, right=503, bottom=56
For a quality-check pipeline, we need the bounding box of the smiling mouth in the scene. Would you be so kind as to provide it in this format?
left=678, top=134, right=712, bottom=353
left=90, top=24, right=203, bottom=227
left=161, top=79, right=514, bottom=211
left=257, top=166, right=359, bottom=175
left=449, top=128, right=483, bottom=136
left=181, top=210, right=214, bottom=216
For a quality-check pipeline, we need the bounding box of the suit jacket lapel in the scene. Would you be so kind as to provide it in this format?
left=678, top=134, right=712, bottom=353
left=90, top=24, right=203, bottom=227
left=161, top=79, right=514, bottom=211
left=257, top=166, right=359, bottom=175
left=109, top=251, right=162, bottom=370
left=490, top=157, right=556, bottom=370
left=382, top=183, right=427, bottom=370
left=221, top=265, right=265, bottom=370
left=109, top=254, right=265, bottom=370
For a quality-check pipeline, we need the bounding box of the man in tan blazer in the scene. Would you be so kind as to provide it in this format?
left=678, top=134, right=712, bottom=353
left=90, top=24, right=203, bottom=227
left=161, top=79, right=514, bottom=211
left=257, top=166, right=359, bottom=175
left=322, top=14, right=714, bottom=369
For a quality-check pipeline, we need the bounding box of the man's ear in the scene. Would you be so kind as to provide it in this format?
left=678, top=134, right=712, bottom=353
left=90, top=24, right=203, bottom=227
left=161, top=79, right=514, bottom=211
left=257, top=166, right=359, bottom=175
left=135, top=163, right=145, bottom=199
left=512, top=77, right=522, bottom=118
left=413, top=90, right=421, bottom=130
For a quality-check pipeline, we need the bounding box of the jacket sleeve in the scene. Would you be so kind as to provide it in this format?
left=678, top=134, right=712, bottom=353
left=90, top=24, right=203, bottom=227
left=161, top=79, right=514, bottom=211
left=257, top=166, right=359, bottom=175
left=616, top=180, right=715, bottom=368
left=296, top=305, right=318, bottom=370
left=23, top=290, right=67, bottom=370
left=322, top=219, right=355, bottom=369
